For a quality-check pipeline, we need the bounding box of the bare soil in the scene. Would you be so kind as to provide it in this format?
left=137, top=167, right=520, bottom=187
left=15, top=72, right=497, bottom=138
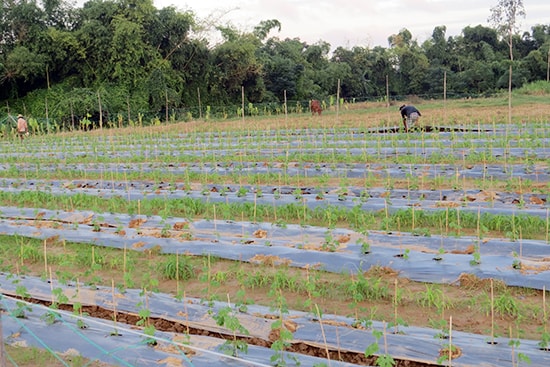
left=6, top=251, right=547, bottom=366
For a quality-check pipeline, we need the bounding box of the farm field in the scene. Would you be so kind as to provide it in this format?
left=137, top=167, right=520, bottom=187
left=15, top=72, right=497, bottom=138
left=1, top=96, right=550, bottom=366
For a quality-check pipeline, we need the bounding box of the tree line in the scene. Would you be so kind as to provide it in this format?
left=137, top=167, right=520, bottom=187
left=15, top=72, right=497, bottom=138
left=1, top=0, right=549, bottom=128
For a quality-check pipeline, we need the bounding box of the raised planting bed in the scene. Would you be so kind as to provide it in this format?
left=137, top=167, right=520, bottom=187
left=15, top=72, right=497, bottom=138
left=2, top=273, right=550, bottom=367
left=1, top=119, right=549, bottom=366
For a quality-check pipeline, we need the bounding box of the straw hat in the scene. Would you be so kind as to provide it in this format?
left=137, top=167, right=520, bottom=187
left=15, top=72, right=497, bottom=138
left=17, top=114, right=23, bottom=118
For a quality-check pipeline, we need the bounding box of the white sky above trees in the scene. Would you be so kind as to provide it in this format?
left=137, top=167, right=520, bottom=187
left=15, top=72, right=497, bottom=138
left=156, top=0, right=550, bottom=48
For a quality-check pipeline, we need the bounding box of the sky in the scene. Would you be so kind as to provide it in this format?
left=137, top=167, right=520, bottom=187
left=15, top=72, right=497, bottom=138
left=153, top=0, right=550, bottom=49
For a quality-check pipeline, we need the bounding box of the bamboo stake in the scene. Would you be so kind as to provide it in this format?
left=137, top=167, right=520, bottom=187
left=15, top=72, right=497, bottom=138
left=490, top=278, right=496, bottom=344
left=393, top=278, right=399, bottom=334
left=97, top=90, right=103, bottom=130
left=176, top=251, right=180, bottom=296
left=315, top=304, right=331, bottom=363
left=49, top=267, right=54, bottom=305
left=165, top=89, right=169, bottom=124
left=449, top=316, right=453, bottom=366
left=444, top=70, right=447, bottom=125
left=197, top=87, right=202, bottom=120
left=77, top=278, right=83, bottom=319
left=43, top=239, right=48, bottom=274
left=283, top=90, right=288, bottom=124
left=127, top=95, right=131, bottom=125
left=111, top=279, right=119, bottom=335
left=123, top=242, right=127, bottom=288
left=0, top=305, right=6, bottom=367
left=241, top=86, right=245, bottom=124
left=543, top=286, right=547, bottom=338
left=336, top=78, right=340, bottom=122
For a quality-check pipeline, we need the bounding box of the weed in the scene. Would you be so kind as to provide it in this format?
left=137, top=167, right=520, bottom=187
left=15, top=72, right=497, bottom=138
left=416, top=284, right=451, bottom=310
left=157, top=254, right=195, bottom=281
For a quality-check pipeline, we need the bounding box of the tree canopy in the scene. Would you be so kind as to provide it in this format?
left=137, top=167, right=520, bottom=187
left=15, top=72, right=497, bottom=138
left=1, top=0, right=549, bottom=128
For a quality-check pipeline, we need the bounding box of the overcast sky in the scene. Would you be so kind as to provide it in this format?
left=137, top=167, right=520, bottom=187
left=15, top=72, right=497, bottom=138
left=153, top=0, right=550, bottom=49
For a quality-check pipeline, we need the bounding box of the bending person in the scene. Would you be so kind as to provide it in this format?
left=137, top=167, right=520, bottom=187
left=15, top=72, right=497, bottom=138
left=399, top=104, right=421, bottom=132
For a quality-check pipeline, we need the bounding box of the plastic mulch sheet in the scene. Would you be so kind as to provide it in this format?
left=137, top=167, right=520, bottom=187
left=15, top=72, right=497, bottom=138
left=1, top=274, right=550, bottom=367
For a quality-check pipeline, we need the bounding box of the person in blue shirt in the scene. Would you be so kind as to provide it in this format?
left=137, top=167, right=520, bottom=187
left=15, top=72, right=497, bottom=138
left=399, top=104, right=421, bottom=132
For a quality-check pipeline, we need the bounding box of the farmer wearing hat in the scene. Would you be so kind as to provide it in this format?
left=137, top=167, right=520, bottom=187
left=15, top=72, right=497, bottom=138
left=399, top=104, right=421, bottom=132
left=16, top=114, right=28, bottom=140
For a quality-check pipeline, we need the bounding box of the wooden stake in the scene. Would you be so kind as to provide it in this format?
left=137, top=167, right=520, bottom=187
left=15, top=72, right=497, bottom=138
left=111, top=279, right=118, bottom=334
left=97, top=90, right=103, bottom=130
left=43, top=239, right=48, bottom=274
left=197, top=87, right=202, bottom=120
left=315, top=304, right=331, bottom=362
left=241, top=86, right=245, bottom=124
left=449, top=316, right=453, bottom=366
left=0, top=307, right=6, bottom=367
left=176, top=251, right=180, bottom=296
left=283, top=90, right=288, bottom=123
left=336, top=78, right=340, bottom=121
left=490, top=279, right=495, bottom=344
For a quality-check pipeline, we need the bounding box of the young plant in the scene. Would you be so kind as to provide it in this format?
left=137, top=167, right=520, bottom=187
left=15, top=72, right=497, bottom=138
left=437, top=316, right=461, bottom=365
left=73, top=302, right=89, bottom=329
left=13, top=285, right=32, bottom=319
left=357, top=237, right=371, bottom=255
left=365, top=324, right=396, bottom=367
left=136, top=291, right=156, bottom=346
left=213, top=300, right=250, bottom=357
left=470, top=242, right=482, bottom=265
left=509, top=328, right=531, bottom=367
left=321, top=231, right=339, bottom=252
left=269, top=289, right=297, bottom=367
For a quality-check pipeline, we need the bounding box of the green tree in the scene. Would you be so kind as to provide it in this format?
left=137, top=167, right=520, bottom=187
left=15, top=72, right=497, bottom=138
left=388, top=28, right=429, bottom=96
left=489, top=0, right=526, bottom=123
left=259, top=37, right=310, bottom=101
left=209, top=31, right=264, bottom=104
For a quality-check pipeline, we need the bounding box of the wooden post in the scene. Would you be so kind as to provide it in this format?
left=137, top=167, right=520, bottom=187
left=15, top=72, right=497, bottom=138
left=46, top=65, right=50, bottom=90
left=241, top=86, right=245, bottom=124
left=197, top=87, right=202, bottom=119
left=386, top=74, right=390, bottom=128
left=0, top=307, right=6, bottom=367
left=45, top=97, right=49, bottom=131
left=336, top=79, right=340, bottom=120
left=126, top=96, right=131, bottom=126
left=165, top=89, right=169, bottom=124
left=385, top=74, right=389, bottom=108
left=444, top=70, right=447, bottom=125
left=97, top=91, right=103, bottom=130
left=283, top=90, right=287, bottom=121
left=70, top=99, right=75, bottom=131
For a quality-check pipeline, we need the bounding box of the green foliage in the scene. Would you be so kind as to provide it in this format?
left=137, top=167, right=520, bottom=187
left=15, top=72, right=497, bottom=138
left=345, top=272, right=390, bottom=302
left=1, top=0, right=548, bottom=130
left=416, top=284, right=452, bottom=310
left=365, top=328, right=396, bottom=367
left=213, top=305, right=250, bottom=357
left=516, top=81, right=550, bottom=95
left=157, top=254, right=195, bottom=280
